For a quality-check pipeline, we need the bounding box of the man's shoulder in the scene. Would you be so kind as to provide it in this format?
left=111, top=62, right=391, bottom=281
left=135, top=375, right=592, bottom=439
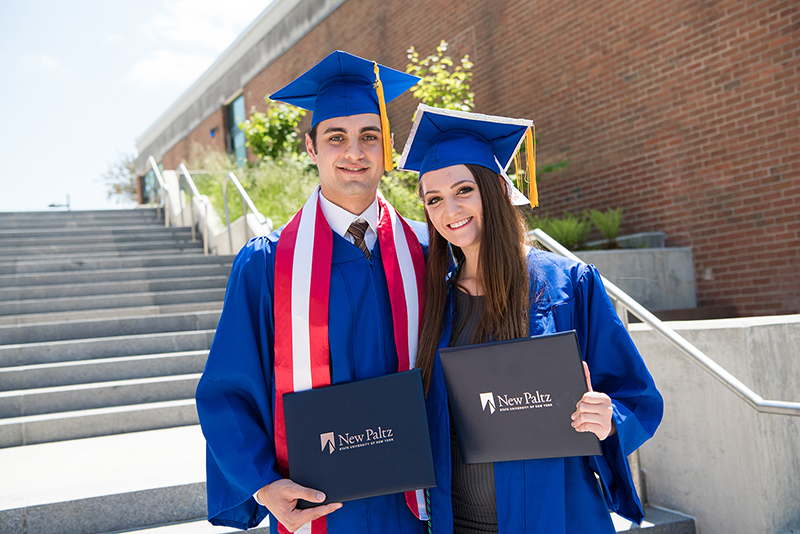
left=230, top=230, right=283, bottom=274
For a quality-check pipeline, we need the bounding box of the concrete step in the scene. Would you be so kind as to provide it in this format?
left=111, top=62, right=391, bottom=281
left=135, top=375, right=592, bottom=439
left=138, top=505, right=692, bottom=534
left=0, top=263, right=232, bottom=288
left=0, top=253, right=236, bottom=275
left=0, top=232, right=197, bottom=250
left=0, top=275, right=227, bottom=302
left=0, top=399, right=198, bottom=447
left=0, top=208, right=159, bottom=219
left=0, top=289, right=225, bottom=317
left=0, top=225, right=190, bottom=240
left=0, top=426, right=209, bottom=534
left=0, top=239, right=204, bottom=258
left=113, top=520, right=269, bottom=533
left=0, top=302, right=222, bottom=326
left=612, top=505, right=696, bottom=533
left=0, top=211, right=161, bottom=225
left=0, top=374, right=200, bottom=418
left=0, top=217, right=167, bottom=231
left=0, top=350, right=208, bottom=391
left=0, top=248, right=207, bottom=265
left=0, top=329, right=215, bottom=367
left=0, top=310, right=221, bottom=344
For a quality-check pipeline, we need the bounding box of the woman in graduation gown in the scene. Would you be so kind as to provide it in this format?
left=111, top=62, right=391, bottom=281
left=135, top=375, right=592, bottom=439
left=398, top=105, right=664, bottom=534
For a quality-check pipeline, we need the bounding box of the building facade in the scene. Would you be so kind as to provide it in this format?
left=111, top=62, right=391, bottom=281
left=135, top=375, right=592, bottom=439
left=136, top=0, right=800, bottom=317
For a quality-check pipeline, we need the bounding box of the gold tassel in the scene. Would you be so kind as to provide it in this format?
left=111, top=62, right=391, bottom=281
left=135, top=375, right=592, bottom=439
left=526, top=125, right=538, bottom=208
left=373, top=62, right=393, bottom=172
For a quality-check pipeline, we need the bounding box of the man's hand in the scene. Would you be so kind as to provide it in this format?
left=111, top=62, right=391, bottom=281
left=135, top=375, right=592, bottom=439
left=570, top=362, right=616, bottom=441
left=256, top=479, right=342, bottom=532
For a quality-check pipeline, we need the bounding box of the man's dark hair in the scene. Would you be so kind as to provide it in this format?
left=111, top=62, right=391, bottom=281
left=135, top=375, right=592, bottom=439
left=307, top=124, right=319, bottom=154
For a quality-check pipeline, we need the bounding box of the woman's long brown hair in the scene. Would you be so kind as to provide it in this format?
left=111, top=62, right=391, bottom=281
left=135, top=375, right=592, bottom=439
left=416, top=164, right=530, bottom=393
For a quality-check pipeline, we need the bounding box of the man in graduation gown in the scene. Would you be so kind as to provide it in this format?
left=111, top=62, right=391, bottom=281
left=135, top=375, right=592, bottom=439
left=195, top=51, right=428, bottom=533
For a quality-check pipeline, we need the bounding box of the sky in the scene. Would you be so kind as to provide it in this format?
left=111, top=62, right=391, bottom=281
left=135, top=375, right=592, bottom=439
left=0, top=0, right=271, bottom=212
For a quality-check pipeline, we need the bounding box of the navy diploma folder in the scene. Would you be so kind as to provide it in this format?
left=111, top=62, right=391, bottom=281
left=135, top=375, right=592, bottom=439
left=439, top=330, right=601, bottom=464
left=283, top=368, right=436, bottom=507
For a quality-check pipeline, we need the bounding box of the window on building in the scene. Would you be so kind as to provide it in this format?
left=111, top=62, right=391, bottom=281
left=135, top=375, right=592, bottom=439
left=226, top=95, right=247, bottom=167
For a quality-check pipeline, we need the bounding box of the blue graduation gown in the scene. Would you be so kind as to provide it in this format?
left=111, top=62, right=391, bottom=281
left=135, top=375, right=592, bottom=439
left=195, top=224, right=428, bottom=533
left=425, top=248, right=664, bottom=534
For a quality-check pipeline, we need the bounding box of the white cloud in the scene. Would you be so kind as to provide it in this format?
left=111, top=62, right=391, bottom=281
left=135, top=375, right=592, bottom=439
left=125, top=0, right=269, bottom=89
left=125, top=49, right=216, bottom=89
left=106, top=34, right=124, bottom=42
left=31, top=54, right=69, bottom=73
left=139, top=0, right=269, bottom=51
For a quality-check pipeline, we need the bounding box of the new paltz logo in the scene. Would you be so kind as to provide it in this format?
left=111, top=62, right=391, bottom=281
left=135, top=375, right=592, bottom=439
left=320, top=426, right=394, bottom=454
left=480, top=390, right=553, bottom=413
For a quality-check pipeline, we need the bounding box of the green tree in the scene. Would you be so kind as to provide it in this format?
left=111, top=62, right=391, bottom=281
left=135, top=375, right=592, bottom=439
left=102, top=152, right=138, bottom=203
left=239, top=99, right=307, bottom=163
left=406, top=40, right=474, bottom=116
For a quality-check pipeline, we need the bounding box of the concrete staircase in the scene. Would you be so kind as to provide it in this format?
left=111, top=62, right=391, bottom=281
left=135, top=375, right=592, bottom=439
left=0, top=209, right=251, bottom=534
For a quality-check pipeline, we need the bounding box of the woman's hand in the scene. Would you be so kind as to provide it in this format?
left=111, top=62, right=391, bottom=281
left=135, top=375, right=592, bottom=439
left=570, top=362, right=616, bottom=441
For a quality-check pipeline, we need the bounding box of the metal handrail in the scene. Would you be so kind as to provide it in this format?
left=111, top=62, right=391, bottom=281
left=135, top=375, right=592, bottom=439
left=147, top=156, right=169, bottom=227
left=529, top=228, right=800, bottom=417
left=177, top=163, right=209, bottom=255
left=222, top=172, right=271, bottom=253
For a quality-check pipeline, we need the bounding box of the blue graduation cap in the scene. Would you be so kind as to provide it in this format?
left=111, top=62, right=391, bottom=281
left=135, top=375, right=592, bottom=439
left=398, top=104, right=538, bottom=206
left=269, top=51, right=419, bottom=171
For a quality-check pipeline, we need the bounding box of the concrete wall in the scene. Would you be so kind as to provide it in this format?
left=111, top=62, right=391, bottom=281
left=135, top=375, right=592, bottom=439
left=630, top=315, right=800, bottom=534
left=576, top=247, right=696, bottom=311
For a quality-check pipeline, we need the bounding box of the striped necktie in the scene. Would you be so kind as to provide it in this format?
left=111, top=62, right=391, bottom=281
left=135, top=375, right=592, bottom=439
left=347, top=219, right=371, bottom=259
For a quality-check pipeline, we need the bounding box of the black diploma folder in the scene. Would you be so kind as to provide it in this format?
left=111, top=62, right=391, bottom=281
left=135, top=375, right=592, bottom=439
left=439, top=330, right=601, bottom=464
left=283, top=368, right=436, bottom=507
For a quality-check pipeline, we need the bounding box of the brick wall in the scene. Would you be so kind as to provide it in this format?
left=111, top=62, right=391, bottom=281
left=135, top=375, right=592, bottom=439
left=159, top=0, right=800, bottom=316
left=161, top=107, right=227, bottom=170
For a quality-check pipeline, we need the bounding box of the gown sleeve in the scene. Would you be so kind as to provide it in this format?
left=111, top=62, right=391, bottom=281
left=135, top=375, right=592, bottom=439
left=195, top=237, right=282, bottom=529
left=572, top=264, right=664, bottom=524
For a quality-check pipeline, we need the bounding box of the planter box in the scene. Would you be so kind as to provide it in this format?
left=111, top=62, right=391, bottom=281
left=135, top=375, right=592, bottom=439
left=575, top=247, right=696, bottom=311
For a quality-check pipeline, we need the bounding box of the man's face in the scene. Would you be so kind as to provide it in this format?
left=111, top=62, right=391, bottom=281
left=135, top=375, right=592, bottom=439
left=306, top=113, right=387, bottom=214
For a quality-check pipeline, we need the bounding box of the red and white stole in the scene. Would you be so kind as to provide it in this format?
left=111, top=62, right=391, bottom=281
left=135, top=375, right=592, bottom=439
left=273, top=186, right=427, bottom=534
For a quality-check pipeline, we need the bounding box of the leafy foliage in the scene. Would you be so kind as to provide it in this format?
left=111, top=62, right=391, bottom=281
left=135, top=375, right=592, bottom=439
left=102, top=152, right=138, bottom=203
left=528, top=211, right=591, bottom=251
left=588, top=207, right=623, bottom=249
left=239, top=99, right=307, bottom=163
left=406, top=41, right=475, bottom=117
left=380, top=173, right=424, bottom=221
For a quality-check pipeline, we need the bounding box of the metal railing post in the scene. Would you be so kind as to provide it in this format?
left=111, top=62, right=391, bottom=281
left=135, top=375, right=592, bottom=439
left=148, top=156, right=169, bottom=228
left=178, top=163, right=208, bottom=255
left=222, top=171, right=271, bottom=254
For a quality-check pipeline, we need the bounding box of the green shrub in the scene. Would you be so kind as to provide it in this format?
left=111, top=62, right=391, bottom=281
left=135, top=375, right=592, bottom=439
left=588, top=207, right=623, bottom=249
left=380, top=170, right=424, bottom=221
left=528, top=212, right=590, bottom=251
left=239, top=99, right=307, bottom=163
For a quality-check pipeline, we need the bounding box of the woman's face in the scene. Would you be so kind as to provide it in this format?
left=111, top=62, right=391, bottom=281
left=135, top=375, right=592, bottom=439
left=420, top=164, right=484, bottom=256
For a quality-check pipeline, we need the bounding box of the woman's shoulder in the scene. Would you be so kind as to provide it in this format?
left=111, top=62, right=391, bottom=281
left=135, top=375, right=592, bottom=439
left=526, top=246, right=593, bottom=308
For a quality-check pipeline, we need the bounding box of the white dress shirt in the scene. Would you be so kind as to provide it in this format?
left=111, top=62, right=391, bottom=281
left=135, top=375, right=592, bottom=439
left=318, top=192, right=379, bottom=252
